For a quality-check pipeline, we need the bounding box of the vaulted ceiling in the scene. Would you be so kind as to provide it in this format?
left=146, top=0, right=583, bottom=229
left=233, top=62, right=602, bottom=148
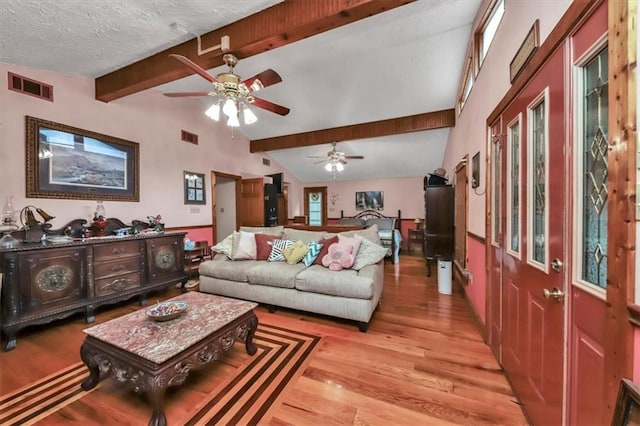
left=0, top=0, right=481, bottom=183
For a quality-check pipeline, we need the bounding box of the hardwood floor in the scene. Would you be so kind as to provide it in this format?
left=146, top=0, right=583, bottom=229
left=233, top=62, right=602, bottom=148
left=0, top=252, right=528, bottom=425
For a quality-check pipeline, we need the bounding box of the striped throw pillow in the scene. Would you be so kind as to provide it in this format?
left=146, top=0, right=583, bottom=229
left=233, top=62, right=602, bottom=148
left=302, top=241, right=323, bottom=266
left=267, top=239, right=294, bottom=262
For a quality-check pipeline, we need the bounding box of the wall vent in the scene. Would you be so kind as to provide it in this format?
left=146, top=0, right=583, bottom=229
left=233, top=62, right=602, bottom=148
left=262, top=158, right=271, bottom=166
left=181, top=130, right=198, bottom=145
left=8, top=72, right=53, bottom=101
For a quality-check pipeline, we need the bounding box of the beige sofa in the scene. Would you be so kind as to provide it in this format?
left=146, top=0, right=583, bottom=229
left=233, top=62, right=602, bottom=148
left=198, top=225, right=385, bottom=331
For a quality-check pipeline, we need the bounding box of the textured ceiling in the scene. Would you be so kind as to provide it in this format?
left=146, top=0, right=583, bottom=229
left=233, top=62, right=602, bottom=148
left=0, top=0, right=480, bottom=183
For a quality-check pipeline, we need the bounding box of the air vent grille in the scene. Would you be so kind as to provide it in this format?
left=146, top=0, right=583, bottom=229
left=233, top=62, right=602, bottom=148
left=262, top=158, right=271, bottom=166
left=8, top=72, right=53, bottom=101
left=181, top=130, right=198, bottom=145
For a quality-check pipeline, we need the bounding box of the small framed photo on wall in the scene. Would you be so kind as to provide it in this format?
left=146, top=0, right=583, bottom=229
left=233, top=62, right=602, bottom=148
left=184, top=171, right=206, bottom=205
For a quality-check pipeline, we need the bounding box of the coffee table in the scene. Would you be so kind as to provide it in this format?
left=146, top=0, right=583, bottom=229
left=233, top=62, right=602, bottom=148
left=79, top=292, right=258, bottom=426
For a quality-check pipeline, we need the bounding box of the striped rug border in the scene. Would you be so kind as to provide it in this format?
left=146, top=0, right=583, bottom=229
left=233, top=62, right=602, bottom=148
left=0, top=322, right=321, bottom=426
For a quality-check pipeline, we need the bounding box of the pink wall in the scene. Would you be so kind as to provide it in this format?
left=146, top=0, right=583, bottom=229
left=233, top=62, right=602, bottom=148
left=0, top=63, right=302, bottom=228
left=182, top=227, right=213, bottom=246
left=465, top=235, right=486, bottom=324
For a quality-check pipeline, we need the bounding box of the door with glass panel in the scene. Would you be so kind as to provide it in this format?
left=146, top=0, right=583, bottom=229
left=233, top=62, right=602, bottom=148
left=499, top=47, right=565, bottom=426
left=303, top=187, right=327, bottom=226
left=567, top=6, right=609, bottom=424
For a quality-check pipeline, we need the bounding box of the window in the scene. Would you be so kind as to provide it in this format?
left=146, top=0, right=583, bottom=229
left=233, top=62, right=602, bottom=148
left=527, top=89, right=549, bottom=269
left=491, top=131, right=501, bottom=245
left=457, top=58, right=474, bottom=112
left=507, top=116, right=522, bottom=256
left=479, top=0, right=505, bottom=65
left=577, top=47, right=609, bottom=289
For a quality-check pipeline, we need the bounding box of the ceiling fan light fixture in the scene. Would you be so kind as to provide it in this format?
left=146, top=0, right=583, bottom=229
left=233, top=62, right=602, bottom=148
left=227, top=114, right=240, bottom=127
left=243, top=105, right=258, bottom=125
left=222, top=98, right=238, bottom=117
left=336, top=162, right=344, bottom=172
left=324, top=162, right=333, bottom=172
left=205, top=102, right=221, bottom=121
left=250, top=79, right=264, bottom=92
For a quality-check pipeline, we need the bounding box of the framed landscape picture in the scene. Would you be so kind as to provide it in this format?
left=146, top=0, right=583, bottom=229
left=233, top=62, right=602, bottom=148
left=25, top=116, right=140, bottom=201
left=184, top=171, right=206, bottom=205
left=355, top=191, right=384, bottom=211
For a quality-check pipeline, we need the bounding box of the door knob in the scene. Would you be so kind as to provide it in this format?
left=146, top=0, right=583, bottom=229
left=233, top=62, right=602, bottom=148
left=542, top=287, right=564, bottom=301
left=551, top=258, right=563, bottom=272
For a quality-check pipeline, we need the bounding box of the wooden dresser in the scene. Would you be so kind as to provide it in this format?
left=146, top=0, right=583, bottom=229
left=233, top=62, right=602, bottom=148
left=0, top=232, right=186, bottom=351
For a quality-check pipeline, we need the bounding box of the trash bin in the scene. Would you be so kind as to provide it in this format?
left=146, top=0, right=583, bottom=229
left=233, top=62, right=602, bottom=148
left=437, top=258, right=452, bottom=295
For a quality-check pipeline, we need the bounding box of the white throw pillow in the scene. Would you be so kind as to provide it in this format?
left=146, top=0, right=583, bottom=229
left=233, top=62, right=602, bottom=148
left=352, top=235, right=388, bottom=270
left=212, top=232, right=236, bottom=259
left=233, top=231, right=257, bottom=260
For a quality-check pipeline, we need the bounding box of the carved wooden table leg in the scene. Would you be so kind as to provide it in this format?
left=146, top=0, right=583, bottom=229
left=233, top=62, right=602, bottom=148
left=147, top=385, right=167, bottom=426
left=80, top=342, right=101, bottom=390
left=244, top=314, right=258, bottom=355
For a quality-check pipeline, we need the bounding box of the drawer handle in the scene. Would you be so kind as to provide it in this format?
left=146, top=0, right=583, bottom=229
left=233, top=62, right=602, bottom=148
left=113, top=248, right=125, bottom=255
left=111, top=265, right=125, bottom=272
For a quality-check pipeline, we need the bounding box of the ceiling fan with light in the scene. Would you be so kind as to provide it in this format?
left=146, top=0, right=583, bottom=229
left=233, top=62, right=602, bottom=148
left=163, top=52, right=290, bottom=127
left=307, top=142, right=364, bottom=173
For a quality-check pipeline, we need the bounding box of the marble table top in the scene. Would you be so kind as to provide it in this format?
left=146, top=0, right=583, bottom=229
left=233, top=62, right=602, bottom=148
left=83, top=292, right=257, bottom=364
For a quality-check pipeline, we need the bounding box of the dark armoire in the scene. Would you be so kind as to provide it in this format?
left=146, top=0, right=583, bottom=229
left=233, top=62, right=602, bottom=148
left=423, top=184, right=454, bottom=276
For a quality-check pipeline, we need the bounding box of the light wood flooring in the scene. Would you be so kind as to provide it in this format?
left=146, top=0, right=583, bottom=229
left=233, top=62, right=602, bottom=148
left=0, top=252, right=528, bottom=425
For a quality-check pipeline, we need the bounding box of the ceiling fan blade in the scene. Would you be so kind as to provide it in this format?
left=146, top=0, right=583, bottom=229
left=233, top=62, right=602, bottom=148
left=169, top=54, right=218, bottom=83
left=252, top=96, right=290, bottom=116
left=313, top=160, right=326, bottom=164
left=307, top=156, right=326, bottom=159
left=163, top=92, right=210, bottom=97
left=344, top=155, right=364, bottom=159
left=242, top=69, right=282, bottom=91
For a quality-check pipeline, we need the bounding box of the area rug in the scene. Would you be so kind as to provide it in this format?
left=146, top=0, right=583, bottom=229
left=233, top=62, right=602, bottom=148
left=0, top=322, right=321, bottom=425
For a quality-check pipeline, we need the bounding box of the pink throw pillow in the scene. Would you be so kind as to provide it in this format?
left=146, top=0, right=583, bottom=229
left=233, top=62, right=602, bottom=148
left=321, top=242, right=355, bottom=271
left=255, top=233, right=279, bottom=260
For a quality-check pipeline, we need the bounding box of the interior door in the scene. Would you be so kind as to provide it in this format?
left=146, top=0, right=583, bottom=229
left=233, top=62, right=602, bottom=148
left=499, top=47, right=565, bottom=425
left=240, top=178, right=264, bottom=227
left=303, top=187, right=327, bottom=226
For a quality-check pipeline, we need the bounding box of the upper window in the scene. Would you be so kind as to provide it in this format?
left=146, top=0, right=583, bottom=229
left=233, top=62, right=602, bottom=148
left=479, top=0, right=505, bottom=65
left=457, top=59, right=474, bottom=113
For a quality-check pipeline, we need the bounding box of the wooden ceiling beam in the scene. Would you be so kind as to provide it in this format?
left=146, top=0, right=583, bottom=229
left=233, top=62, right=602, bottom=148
left=250, top=108, right=455, bottom=152
left=95, top=0, right=415, bottom=102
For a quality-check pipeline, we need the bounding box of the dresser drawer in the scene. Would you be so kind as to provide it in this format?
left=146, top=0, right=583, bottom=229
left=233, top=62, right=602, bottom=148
left=95, top=272, right=142, bottom=297
left=93, top=241, right=140, bottom=260
left=94, top=257, right=141, bottom=279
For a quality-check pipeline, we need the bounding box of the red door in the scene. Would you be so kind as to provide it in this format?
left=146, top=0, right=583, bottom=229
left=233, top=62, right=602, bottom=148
left=499, top=47, right=566, bottom=425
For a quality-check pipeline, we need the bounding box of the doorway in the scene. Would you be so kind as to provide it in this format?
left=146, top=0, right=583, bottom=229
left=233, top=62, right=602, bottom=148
left=303, top=187, right=327, bottom=226
left=210, top=171, right=241, bottom=244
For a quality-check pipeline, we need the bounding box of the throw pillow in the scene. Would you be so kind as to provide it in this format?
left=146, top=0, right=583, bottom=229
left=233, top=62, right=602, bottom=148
left=352, top=235, right=388, bottom=270
left=313, top=235, right=339, bottom=265
left=232, top=231, right=257, bottom=260
left=255, top=233, right=279, bottom=260
left=212, top=232, right=236, bottom=259
left=302, top=241, right=323, bottom=266
left=267, top=239, right=294, bottom=262
left=282, top=240, right=309, bottom=265
left=338, top=234, right=362, bottom=257
left=321, top=242, right=355, bottom=271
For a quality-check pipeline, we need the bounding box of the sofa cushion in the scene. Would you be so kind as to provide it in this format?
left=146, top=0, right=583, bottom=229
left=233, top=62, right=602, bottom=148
left=283, top=240, right=309, bottom=265
left=313, top=235, right=339, bottom=265
left=240, top=225, right=283, bottom=236
left=337, top=217, right=366, bottom=227
left=255, top=233, right=279, bottom=260
left=246, top=262, right=308, bottom=289
left=365, top=217, right=396, bottom=231
left=295, top=265, right=375, bottom=299
left=267, top=239, right=294, bottom=262
left=282, top=228, right=326, bottom=244
left=338, top=234, right=362, bottom=257
left=302, top=241, right=323, bottom=266
left=198, top=256, right=257, bottom=282
left=352, top=235, right=388, bottom=270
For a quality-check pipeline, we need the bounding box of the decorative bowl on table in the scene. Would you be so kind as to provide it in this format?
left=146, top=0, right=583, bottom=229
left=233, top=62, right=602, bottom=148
left=146, top=301, right=188, bottom=322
